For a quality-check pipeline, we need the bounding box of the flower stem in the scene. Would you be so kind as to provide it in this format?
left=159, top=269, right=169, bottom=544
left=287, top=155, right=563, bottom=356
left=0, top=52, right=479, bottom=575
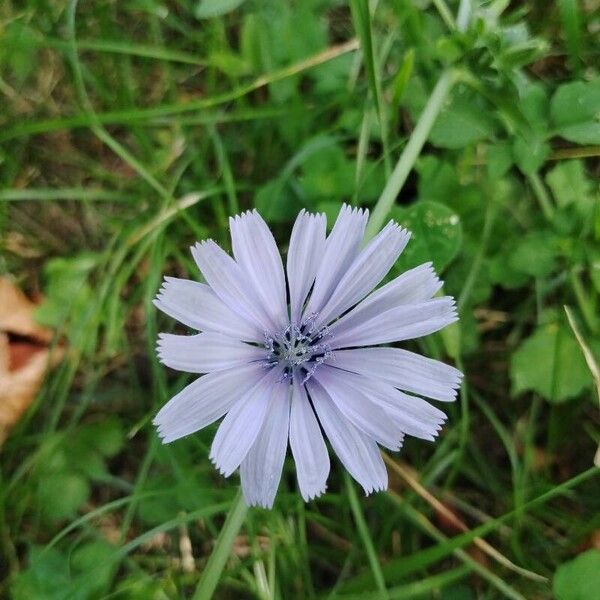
left=345, top=473, right=389, bottom=600
left=365, top=69, right=458, bottom=240
left=192, top=489, right=248, bottom=600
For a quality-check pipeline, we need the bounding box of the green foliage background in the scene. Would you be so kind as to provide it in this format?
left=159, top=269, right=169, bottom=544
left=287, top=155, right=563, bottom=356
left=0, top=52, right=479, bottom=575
left=1, top=0, right=599, bottom=598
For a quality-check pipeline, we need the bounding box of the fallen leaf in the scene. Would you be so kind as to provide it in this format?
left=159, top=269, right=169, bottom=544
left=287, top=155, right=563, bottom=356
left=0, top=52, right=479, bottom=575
left=0, top=277, right=64, bottom=445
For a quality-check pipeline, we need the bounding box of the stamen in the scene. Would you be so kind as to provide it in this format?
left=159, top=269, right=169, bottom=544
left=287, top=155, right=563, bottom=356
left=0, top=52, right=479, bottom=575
left=263, top=315, right=333, bottom=382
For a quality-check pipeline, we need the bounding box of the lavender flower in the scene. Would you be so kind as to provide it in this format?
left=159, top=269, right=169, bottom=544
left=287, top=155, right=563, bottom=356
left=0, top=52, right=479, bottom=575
left=153, top=205, right=461, bottom=508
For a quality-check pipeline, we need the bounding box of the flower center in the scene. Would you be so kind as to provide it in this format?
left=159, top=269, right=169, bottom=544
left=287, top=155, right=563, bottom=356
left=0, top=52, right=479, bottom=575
left=264, top=319, right=332, bottom=383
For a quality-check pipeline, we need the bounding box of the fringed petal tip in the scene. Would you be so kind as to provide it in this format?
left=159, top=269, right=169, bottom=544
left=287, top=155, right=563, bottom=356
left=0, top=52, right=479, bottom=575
left=301, top=483, right=328, bottom=503
left=390, top=433, right=406, bottom=452
left=153, top=276, right=185, bottom=309
left=362, top=481, right=388, bottom=496
left=340, top=202, right=369, bottom=220
left=385, top=219, right=412, bottom=242
left=153, top=422, right=174, bottom=445
left=209, top=453, right=236, bottom=478
left=154, top=333, right=171, bottom=365
left=228, top=208, right=260, bottom=226
left=244, top=497, right=274, bottom=509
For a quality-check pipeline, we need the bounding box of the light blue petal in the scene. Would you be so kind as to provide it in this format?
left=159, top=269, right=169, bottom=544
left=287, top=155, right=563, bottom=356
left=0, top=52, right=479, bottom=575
left=210, top=368, right=282, bottom=477
left=286, top=210, right=327, bottom=324
left=191, top=240, right=275, bottom=333
left=157, top=332, right=265, bottom=373
left=314, top=221, right=410, bottom=328
left=313, top=366, right=404, bottom=451
left=307, top=379, right=388, bottom=495
left=230, top=211, right=289, bottom=331
left=153, top=363, right=265, bottom=443
left=289, top=380, right=329, bottom=501
left=329, top=297, right=457, bottom=348
left=333, top=347, right=462, bottom=402
left=322, top=367, right=447, bottom=441
left=240, top=380, right=291, bottom=508
left=153, top=276, right=262, bottom=341
left=328, top=262, right=443, bottom=337
left=303, top=204, right=368, bottom=319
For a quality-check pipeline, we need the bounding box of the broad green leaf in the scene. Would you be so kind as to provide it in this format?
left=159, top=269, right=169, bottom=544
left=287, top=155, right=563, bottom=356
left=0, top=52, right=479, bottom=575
left=37, top=471, right=90, bottom=522
left=311, top=53, right=354, bottom=95
left=254, top=180, right=304, bottom=223
left=520, top=83, right=550, bottom=132
left=417, top=157, right=461, bottom=203
left=1, top=23, right=39, bottom=86
left=195, top=0, right=247, bottom=19
left=429, top=89, right=497, bottom=149
left=546, top=159, right=593, bottom=213
left=71, top=541, right=115, bottom=595
left=554, top=549, right=600, bottom=600
left=299, top=144, right=355, bottom=201
left=510, top=322, right=591, bottom=403
left=512, top=134, right=550, bottom=174
left=82, top=418, right=125, bottom=458
left=390, top=201, right=462, bottom=273
left=509, top=231, right=557, bottom=277
left=10, top=547, right=72, bottom=600
left=550, top=80, right=600, bottom=144
left=11, top=543, right=115, bottom=600
left=486, top=142, right=513, bottom=179
left=35, top=254, right=97, bottom=341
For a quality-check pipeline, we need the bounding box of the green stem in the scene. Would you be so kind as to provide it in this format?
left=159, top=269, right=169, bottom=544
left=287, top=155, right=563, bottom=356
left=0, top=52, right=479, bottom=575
left=193, top=489, right=249, bottom=600
left=570, top=269, right=599, bottom=334
left=365, top=69, right=457, bottom=239
left=458, top=187, right=497, bottom=310
left=345, top=473, right=389, bottom=600
left=527, top=172, right=554, bottom=221
left=456, top=0, right=471, bottom=32
left=432, top=0, right=457, bottom=30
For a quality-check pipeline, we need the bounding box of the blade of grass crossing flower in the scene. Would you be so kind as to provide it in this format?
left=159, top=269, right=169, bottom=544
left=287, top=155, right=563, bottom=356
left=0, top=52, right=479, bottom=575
left=344, top=472, right=389, bottom=600
left=365, top=69, right=458, bottom=239
left=193, top=489, right=249, bottom=600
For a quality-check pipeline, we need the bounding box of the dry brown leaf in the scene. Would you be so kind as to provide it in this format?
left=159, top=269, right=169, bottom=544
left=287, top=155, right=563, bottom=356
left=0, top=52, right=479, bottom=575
left=0, top=277, right=64, bottom=445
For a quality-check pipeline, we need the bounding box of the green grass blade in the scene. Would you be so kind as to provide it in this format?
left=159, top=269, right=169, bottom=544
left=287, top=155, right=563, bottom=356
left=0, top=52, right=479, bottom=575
left=193, top=489, right=249, bottom=600
left=366, top=69, right=458, bottom=239
left=345, top=473, right=389, bottom=600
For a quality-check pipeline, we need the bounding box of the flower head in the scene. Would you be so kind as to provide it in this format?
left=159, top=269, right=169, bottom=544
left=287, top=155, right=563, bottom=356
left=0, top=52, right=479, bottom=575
left=154, top=205, right=462, bottom=508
